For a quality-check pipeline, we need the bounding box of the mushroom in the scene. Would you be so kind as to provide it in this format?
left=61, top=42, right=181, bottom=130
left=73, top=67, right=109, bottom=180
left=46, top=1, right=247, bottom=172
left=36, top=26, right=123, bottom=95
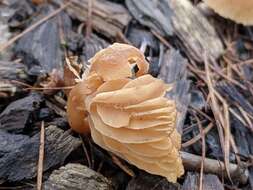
left=66, top=73, right=103, bottom=134
left=203, top=0, right=253, bottom=25
left=89, top=43, right=149, bottom=81
left=66, top=43, right=184, bottom=182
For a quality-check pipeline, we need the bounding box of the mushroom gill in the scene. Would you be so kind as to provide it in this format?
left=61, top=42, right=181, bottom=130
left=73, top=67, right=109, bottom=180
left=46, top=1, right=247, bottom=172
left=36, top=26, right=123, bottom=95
left=66, top=43, right=184, bottom=182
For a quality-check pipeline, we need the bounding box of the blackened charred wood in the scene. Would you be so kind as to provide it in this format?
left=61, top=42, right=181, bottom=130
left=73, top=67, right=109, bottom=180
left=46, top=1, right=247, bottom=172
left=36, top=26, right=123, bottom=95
left=182, top=172, right=224, bottom=190
left=126, top=171, right=179, bottom=190
left=0, top=125, right=81, bottom=182
left=0, top=92, right=43, bottom=133
left=0, top=130, right=29, bottom=156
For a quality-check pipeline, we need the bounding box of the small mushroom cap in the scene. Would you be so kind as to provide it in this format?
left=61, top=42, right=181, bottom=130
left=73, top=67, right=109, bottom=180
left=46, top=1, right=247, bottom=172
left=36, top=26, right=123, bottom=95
left=89, top=43, right=149, bottom=81
left=204, top=0, right=253, bottom=25
left=67, top=81, right=90, bottom=134
left=67, top=74, right=103, bottom=134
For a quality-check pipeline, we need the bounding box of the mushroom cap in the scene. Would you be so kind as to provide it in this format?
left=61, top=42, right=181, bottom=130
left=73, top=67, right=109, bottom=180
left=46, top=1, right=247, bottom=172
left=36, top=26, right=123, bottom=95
left=67, top=81, right=90, bottom=134
left=66, top=74, right=103, bottom=134
left=204, top=0, right=253, bottom=25
left=89, top=43, right=149, bottom=81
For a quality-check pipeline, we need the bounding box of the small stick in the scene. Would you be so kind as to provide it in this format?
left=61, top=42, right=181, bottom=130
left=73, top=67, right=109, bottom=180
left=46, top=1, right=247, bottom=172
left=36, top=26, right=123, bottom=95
left=25, top=86, right=75, bottom=90
left=182, top=123, right=213, bottom=148
left=196, top=115, right=205, bottom=190
left=110, top=153, right=135, bottom=177
left=116, top=31, right=132, bottom=45
left=85, top=0, right=93, bottom=38
left=79, top=135, right=92, bottom=168
left=151, top=30, right=173, bottom=49
left=181, top=151, right=249, bottom=184
left=37, top=121, right=45, bottom=190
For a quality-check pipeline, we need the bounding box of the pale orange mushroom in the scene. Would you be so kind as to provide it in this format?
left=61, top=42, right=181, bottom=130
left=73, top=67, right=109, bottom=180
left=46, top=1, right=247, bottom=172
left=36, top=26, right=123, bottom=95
left=66, top=43, right=184, bottom=182
left=67, top=81, right=90, bottom=134
left=89, top=43, right=149, bottom=81
left=66, top=74, right=103, bottom=134
left=203, top=0, right=253, bottom=25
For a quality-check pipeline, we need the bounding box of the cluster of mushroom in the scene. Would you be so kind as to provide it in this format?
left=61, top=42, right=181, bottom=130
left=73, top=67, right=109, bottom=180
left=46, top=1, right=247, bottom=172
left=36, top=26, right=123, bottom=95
left=66, top=43, right=184, bottom=182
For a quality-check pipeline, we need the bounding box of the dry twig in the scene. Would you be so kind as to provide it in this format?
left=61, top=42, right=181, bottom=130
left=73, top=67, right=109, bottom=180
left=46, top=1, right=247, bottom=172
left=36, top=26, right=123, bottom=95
left=195, top=115, right=205, bottom=190
left=37, top=121, right=45, bottom=190
left=182, top=123, right=213, bottom=148
left=79, top=135, right=92, bottom=169
left=110, top=153, right=135, bottom=177
left=85, top=0, right=93, bottom=38
left=204, top=54, right=231, bottom=181
left=181, top=151, right=249, bottom=184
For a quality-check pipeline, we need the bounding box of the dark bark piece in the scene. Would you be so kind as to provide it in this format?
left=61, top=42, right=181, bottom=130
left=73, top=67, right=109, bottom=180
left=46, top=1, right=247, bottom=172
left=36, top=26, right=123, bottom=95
left=126, top=0, right=173, bottom=36
left=216, top=81, right=253, bottom=165
left=8, top=0, right=35, bottom=29
left=0, top=6, right=12, bottom=60
left=230, top=115, right=251, bottom=158
left=189, top=89, right=206, bottom=110
left=205, top=128, right=224, bottom=160
left=46, top=117, right=69, bottom=130
left=0, top=92, right=44, bottom=133
left=158, top=49, right=190, bottom=133
left=0, top=61, right=29, bottom=81
left=126, top=27, right=159, bottom=51
left=248, top=130, right=253, bottom=189
left=44, top=163, right=112, bottom=190
left=241, top=64, right=253, bottom=82
left=0, top=125, right=81, bottom=182
left=126, top=171, right=179, bottom=190
left=0, top=131, right=31, bottom=185
left=182, top=172, right=224, bottom=190
left=53, top=0, right=131, bottom=38
left=228, top=109, right=253, bottom=188
left=216, top=81, right=253, bottom=116
left=126, top=0, right=224, bottom=62
left=14, top=6, right=71, bottom=77
left=249, top=168, right=253, bottom=189
left=0, top=130, right=29, bottom=156
left=66, top=33, right=109, bottom=62
left=81, top=35, right=109, bottom=62
left=0, top=61, right=32, bottom=98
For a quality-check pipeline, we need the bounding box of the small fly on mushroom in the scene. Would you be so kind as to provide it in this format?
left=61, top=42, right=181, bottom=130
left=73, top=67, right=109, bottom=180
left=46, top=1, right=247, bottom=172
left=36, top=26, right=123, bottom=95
left=66, top=43, right=184, bottom=182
